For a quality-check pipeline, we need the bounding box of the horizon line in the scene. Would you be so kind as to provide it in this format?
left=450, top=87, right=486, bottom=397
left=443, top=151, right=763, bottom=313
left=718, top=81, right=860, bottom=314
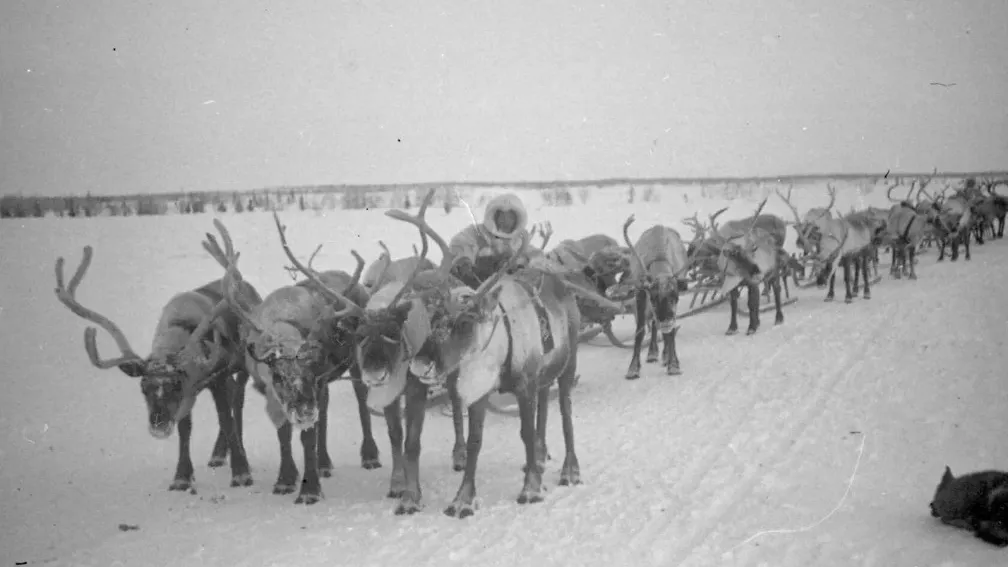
left=5, top=169, right=1006, bottom=201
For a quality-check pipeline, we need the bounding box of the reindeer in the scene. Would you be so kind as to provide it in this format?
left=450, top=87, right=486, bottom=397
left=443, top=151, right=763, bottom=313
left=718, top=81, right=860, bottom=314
left=980, top=178, right=1008, bottom=238
left=419, top=231, right=622, bottom=518
left=619, top=216, right=693, bottom=379
left=194, top=218, right=380, bottom=505
left=706, top=198, right=790, bottom=335
left=777, top=185, right=875, bottom=303
left=53, top=246, right=258, bottom=492
left=931, top=185, right=974, bottom=262
left=280, top=189, right=471, bottom=515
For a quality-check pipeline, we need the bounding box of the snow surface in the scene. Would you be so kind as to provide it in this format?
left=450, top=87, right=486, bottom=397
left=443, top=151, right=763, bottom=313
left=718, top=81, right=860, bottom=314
left=2, top=182, right=1006, bottom=567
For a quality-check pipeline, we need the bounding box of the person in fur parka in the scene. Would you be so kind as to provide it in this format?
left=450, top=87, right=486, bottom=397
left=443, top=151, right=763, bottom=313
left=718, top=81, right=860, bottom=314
left=448, top=193, right=531, bottom=287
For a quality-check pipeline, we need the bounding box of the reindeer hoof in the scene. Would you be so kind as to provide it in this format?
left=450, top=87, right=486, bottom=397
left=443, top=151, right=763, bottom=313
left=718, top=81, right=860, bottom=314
left=294, top=490, right=323, bottom=505
left=230, top=472, right=254, bottom=487
left=444, top=502, right=476, bottom=519
left=746, top=328, right=758, bottom=336
left=517, top=490, right=545, bottom=505
left=624, top=370, right=640, bottom=380
left=824, top=296, right=834, bottom=302
left=844, top=297, right=854, bottom=304
left=725, top=328, right=738, bottom=336
left=168, top=477, right=194, bottom=492
left=319, top=465, right=334, bottom=478
left=775, top=315, right=784, bottom=325
left=207, top=455, right=227, bottom=468
left=272, top=482, right=297, bottom=495
left=394, top=494, right=424, bottom=515
left=666, top=364, right=681, bottom=376
left=646, top=353, right=659, bottom=363
left=862, top=293, right=871, bottom=300
left=909, top=274, right=917, bottom=280
left=360, top=457, right=382, bottom=470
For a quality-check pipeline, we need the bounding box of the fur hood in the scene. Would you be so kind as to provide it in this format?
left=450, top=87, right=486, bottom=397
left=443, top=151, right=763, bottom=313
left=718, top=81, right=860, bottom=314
left=482, top=193, right=528, bottom=239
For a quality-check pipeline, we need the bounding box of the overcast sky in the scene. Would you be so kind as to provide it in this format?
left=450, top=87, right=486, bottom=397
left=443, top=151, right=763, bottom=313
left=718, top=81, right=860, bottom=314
left=1, top=0, right=1005, bottom=197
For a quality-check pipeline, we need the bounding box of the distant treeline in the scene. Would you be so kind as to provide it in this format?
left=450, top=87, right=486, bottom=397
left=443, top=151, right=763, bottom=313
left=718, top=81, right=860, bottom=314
left=3, top=172, right=1006, bottom=219
left=0, top=187, right=463, bottom=219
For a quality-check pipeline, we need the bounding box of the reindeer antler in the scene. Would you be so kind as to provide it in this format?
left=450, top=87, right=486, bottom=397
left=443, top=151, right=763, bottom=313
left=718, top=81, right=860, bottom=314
left=385, top=188, right=454, bottom=272
left=540, top=221, right=554, bottom=250
left=272, top=212, right=366, bottom=318
left=622, top=214, right=648, bottom=278
left=384, top=193, right=433, bottom=307
left=54, top=247, right=145, bottom=369
left=205, top=219, right=264, bottom=333
left=283, top=244, right=323, bottom=281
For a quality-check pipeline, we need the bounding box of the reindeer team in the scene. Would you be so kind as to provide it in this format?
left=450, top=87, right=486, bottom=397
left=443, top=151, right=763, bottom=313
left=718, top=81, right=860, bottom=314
left=53, top=176, right=1007, bottom=517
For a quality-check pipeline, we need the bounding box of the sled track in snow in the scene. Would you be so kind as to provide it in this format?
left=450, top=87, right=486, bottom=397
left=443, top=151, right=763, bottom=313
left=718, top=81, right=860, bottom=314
left=650, top=304, right=898, bottom=565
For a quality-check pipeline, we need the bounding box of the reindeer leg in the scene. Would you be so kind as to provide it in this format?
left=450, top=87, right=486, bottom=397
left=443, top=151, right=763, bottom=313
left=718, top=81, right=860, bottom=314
left=517, top=390, right=545, bottom=504
left=294, top=422, right=323, bottom=505
left=908, top=245, right=918, bottom=280
left=624, top=290, right=646, bottom=380
left=889, top=246, right=897, bottom=277
left=395, top=376, right=428, bottom=515
left=558, top=359, right=581, bottom=486
left=861, top=256, right=872, bottom=300
left=825, top=270, right=836, bottom=302
left=230, top=372, right=249, bottom=458
left=273, top=423, right=299, bottom=495
left=208, top=378, right=230, bottom=467
left=445, top=396, right=489, bottom=519
left=851, top=259, right=861, bottom=295
left=772, top=276, right=784, bottom=325
left=664, top=327, right=681, bottom=376
left=316, top=380, right=333, bottom=477
left=951, top=236, right=960, bottom=261
left=383, top=395, right=406, bottom=498
left=523, top=385, right=551, bottom=474
left=937, top=238, right=946, bottom=261
left=208, top=376, right=252, bottom=487
left=843, top=260, right=854, bottom=304
left=745, top=283, right=761, bottom=335
left=964, top=232, right=971, bottom=261
left=646, top=317, right=659, bottom=363
left=726, top=288, right=740, bottom=335
left=449, top=378, right=467, bottom=472
left=169, top=415, right=196, bottom=491
left=352, top=374, right=382, bottom=470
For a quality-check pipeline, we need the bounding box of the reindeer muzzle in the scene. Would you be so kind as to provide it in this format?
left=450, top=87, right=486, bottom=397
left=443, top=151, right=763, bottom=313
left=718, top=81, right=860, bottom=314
left=288, top=405, right=319, bottom=430
left=361, top=368, right=392, bottom=388
left=410, top=357, right=441, bottom=385
left=148, top=418, right=175, bottom=439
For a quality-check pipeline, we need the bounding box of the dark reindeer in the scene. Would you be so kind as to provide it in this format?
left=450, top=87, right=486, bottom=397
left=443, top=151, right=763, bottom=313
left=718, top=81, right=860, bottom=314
left=707, top=198, right=790, bottom=335
left=881, top=180, right=928, bottom=279
left=427, top=233, right=622, bottom=518
left=285, top=189, right=471, bottom=515
left=620, top=215, right=693, bottom=379
left=194, top=218, right=380, bottom=505
left=53, top=246, right=258, bottom=492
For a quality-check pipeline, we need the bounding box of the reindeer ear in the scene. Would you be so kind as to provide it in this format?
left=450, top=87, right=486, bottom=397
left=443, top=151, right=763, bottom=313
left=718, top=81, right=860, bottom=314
left=118, top=360, right=146, bottom=377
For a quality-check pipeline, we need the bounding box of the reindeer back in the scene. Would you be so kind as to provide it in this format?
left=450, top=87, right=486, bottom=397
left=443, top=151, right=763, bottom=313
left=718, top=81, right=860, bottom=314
left=630, top=225, right=687, bottom=281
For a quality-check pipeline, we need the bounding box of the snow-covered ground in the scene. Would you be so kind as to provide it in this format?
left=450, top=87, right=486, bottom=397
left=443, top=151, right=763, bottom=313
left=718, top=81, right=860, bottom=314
left=2, top=181, right=1006, bottom=566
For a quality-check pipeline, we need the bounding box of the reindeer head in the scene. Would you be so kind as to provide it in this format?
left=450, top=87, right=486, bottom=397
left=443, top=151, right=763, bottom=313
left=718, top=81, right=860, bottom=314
left=709, top=198, right=773, bottom=292
left=620, top=216, right=692, bottom=334
left=775, top=184, right=836, bottom=257
left=200, top=215, right=364, bottom=430
left=54, top=247, right=229, bottom=439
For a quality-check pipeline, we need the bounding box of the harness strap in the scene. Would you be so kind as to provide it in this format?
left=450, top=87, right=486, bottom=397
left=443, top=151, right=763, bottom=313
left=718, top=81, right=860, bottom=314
left=513, top=279, right=555, bottom=353
left=495, top=301, right=515, bottom=393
